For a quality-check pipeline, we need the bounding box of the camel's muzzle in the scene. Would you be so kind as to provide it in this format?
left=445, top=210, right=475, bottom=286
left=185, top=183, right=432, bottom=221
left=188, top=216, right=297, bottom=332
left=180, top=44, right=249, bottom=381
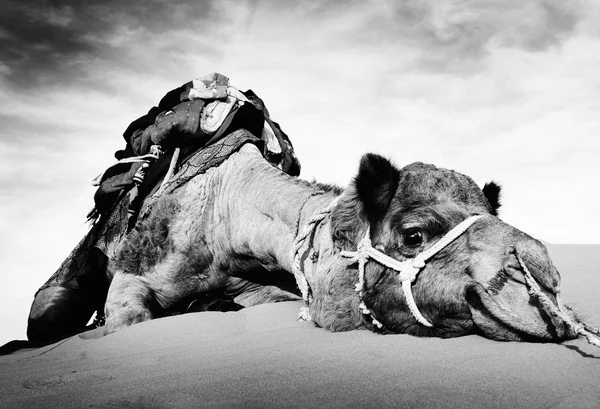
left=467, top=218, right=599, bottom=345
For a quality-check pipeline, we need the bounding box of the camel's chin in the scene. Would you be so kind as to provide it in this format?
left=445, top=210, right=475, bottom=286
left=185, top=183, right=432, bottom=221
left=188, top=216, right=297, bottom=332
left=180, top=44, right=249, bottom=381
left=465, top=284, right=574, bottom=342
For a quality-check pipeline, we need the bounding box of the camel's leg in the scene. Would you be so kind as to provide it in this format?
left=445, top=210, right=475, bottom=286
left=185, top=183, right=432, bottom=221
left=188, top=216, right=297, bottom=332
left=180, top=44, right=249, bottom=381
left=104, top=272, right=156, bottom=334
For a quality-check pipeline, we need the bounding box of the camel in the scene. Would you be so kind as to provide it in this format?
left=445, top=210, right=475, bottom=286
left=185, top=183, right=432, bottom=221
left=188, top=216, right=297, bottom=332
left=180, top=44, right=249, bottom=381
left=27, top=127, right=600, bottom=345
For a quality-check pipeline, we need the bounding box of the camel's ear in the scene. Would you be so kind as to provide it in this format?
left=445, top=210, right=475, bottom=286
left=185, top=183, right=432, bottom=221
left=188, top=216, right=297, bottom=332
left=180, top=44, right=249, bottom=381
left=482, top=181, right=501, bottom=216
left=355, top=153, right=400, bottom=224
left=331, top=153, right=400, bottom=250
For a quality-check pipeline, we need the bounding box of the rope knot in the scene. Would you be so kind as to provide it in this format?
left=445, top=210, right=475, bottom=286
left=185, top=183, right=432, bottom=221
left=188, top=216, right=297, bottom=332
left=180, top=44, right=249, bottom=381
left=357, top=235, right=372, bottom=253
left=398, top=259, right=425, bottom=282
left=149, top=144, right=164, bottom=157
left=298, top=306, right=311, bottom=322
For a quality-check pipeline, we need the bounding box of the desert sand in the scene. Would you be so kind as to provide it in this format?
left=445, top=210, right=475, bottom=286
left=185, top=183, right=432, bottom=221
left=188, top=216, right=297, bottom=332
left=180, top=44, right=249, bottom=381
left=1, top=244, right=599, bottom=408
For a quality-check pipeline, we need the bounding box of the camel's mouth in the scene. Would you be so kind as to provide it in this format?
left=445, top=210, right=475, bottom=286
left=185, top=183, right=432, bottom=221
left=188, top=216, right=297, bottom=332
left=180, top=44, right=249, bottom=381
left=465, top=280, right=575, bottom=342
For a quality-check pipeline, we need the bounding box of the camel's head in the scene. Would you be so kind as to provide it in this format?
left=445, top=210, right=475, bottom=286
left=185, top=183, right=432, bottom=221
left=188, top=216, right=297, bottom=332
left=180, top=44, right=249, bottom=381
left=322, top=153, right=578, bottom=342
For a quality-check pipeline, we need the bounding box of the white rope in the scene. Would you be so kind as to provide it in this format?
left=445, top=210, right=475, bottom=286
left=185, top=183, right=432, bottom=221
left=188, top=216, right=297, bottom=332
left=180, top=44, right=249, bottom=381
left=349, top=234, right=384, bottom=328
left=341, top=215, right=484, bottom=328
left=91, top=145, right=163, bottom=186
left=292, top=196, right=339, bottom=321
left=114, top=153, right=160, bottom=164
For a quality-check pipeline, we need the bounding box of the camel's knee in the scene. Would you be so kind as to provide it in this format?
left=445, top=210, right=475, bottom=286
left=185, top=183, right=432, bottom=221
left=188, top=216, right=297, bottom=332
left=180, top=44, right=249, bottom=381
left=27, top=286, right=96, bottom=342
left=104, top=273, right=156, bottom=333
left=104, top=304, right=153, bottom=334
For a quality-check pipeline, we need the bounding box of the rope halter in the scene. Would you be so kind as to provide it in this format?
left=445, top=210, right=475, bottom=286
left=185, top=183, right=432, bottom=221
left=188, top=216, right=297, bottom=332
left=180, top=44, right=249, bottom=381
left=341, top=215, right=485, bottom=329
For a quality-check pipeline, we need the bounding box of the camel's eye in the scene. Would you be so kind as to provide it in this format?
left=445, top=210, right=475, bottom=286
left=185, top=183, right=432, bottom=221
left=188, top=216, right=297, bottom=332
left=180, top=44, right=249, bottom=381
left=402, top=229, right=424, bottom=248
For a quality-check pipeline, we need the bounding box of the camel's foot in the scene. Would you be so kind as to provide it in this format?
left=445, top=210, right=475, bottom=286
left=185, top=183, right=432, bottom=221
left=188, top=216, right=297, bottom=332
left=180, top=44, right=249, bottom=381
left=104, top=304, right=153, bottom=334
left=104, top=272, right=155, bottom=334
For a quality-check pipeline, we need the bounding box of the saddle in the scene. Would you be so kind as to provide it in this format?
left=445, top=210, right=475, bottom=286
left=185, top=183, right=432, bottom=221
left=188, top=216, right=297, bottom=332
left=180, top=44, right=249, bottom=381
left=90, top=72, right=301, bottom=228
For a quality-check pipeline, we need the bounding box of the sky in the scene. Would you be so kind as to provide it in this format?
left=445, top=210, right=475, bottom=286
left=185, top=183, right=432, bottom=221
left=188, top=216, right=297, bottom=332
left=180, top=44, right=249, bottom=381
left=1, top=0, right=599, bottom=345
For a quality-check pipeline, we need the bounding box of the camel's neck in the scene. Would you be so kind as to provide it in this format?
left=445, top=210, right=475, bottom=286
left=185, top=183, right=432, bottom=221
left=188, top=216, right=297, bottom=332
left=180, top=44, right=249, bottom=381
left=214, top=144, right=338, bottom=273
left=212, top=144, right=367, bottom=331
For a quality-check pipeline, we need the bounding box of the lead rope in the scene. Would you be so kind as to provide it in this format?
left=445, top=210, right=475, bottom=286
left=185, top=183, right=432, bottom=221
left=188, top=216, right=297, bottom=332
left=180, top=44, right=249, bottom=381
left=341, top=215, right=485, bottom=329
left=513, top=249, right=600, bottom=348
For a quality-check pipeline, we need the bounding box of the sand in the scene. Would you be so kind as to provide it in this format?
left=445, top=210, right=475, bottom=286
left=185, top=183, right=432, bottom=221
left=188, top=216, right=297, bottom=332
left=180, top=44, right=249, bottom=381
left=1, top=244, right=599, bottom=408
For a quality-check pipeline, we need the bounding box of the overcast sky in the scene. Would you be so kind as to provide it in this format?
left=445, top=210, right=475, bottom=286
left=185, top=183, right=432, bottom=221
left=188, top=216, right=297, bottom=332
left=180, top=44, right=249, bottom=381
left=1, top=0, right=599, bottom=345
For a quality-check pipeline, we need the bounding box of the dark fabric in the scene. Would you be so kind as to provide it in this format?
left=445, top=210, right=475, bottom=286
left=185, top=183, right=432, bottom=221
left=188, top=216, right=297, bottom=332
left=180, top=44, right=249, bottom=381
left=244, top=89, right=270, bottom=117
left=122, top=106, right=163, bottom=152
left=224, top=100, right=264, bottom=140
left=203, top=101, right=264, bottom=147
left=142, top=100, right=208, bottom=150
left=158, top=83, right=188, bottom=110
left=121, top=81, right=194, bottom=159
left=128, top=101, right=208, bottom=156
left=120, top=76, right=229, bottom=159
left=98, top=162, right=135, bottom=183
left=244, top=89, right=300, bottom=176
left=267, top=118, right=301, bottom=177
left=36, top=223, right=108, bottom=294
left=93, top=162, right=143, bottom=214
left=129, top=129, right=146, bottom=156
left=114, top=144, right=135, bottom=160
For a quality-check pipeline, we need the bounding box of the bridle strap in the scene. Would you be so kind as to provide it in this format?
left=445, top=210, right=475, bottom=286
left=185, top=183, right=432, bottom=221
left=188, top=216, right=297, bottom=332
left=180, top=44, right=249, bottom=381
left=341, top=215, right=485, bottom=328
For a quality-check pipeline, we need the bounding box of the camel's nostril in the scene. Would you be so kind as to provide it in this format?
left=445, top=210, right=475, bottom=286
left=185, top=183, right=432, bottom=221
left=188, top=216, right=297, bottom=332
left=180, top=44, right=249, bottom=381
left=503, top=248, right=527, bottom=286
left=504, top=265, right=526, bottom=285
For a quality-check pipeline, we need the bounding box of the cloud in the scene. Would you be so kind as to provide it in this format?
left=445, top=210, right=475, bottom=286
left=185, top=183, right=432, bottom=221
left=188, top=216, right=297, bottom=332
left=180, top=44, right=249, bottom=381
left=0, top=0, right=589, bottom=94
left=0, top=0, right=220, bottom=90
left=384, top=0, right=583, bottom=70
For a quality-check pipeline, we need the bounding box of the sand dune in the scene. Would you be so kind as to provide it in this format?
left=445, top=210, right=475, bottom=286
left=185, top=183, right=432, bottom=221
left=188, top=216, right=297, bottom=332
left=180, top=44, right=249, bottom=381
left=1, top=244, right=599, bottom=408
